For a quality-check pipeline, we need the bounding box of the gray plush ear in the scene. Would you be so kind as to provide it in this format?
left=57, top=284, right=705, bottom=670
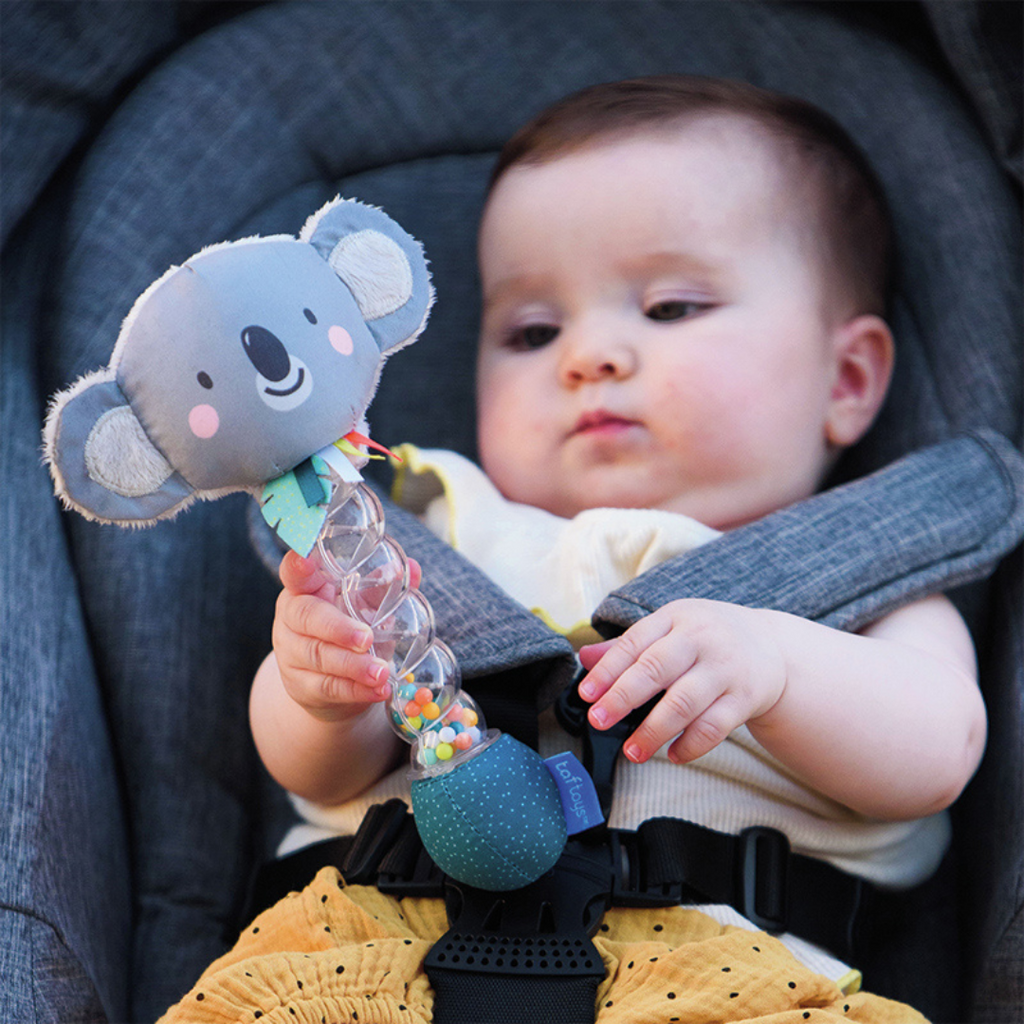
left=301, top=197, right=434, bottom=356
left=43, top=372, right=195, bottom=525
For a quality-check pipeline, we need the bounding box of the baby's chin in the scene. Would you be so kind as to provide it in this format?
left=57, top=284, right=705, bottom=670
left=536, top=489, right=790, bottom=532
left=491, top=467, right=801, bottom=529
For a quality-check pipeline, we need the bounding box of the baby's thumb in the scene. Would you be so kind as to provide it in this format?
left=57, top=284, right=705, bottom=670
left=279, top=550, right=331, bottom=596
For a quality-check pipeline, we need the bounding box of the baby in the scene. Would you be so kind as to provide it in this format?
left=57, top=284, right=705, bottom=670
left=241, top=76, right=982, bottom=1020
left=253, top=75, right=982, bottom=822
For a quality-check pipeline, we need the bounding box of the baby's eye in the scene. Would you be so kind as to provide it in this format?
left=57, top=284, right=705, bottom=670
left=507, top=323, right=560, bottom=351
left=645, top=300, right=707, bottom=322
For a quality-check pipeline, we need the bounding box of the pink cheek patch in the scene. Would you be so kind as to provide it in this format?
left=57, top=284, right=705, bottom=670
left=188, top=404, right=220, bottom=439
left=328, top=325, right=354, bottom=355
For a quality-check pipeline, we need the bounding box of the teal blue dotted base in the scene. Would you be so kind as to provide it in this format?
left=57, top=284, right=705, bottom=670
left=411, top=733, right=567, bottom=891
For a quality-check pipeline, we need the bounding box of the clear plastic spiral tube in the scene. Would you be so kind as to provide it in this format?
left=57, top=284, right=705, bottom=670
left=310, top=476, right=497, bottom=778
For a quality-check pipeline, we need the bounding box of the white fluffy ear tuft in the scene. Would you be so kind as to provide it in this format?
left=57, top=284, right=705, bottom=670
left=84, top=405, right=175, bottom=497
left=328, top=229, right=413, bottom=320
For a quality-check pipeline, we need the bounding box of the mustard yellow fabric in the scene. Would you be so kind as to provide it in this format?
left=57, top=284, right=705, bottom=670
left=158, top=867, right=926, bottom=1023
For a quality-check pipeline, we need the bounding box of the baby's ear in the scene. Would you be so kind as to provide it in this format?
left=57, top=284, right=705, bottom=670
left=43, top=372, right=195, bottom=525
left=302, top=197, right=434, bottom=356
left=825, top=314, right=895, bottom=448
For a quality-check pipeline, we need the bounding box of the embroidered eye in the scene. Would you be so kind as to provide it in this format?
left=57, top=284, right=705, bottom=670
left=303, top=308, right=318, bottom=324
left=197, top=371, right=213, bottom=389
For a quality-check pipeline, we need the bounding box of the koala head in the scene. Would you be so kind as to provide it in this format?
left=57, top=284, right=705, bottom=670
left=44, top=198, right=433, bottom=526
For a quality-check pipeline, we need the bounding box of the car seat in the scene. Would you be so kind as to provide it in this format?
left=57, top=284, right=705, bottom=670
left=2, top=2, right=1021, bottom=1022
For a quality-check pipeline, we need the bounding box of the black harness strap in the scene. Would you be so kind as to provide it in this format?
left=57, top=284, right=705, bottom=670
left=247, top=797, right=943, bottom=1023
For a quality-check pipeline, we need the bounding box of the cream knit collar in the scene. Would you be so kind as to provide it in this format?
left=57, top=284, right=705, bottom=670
left=392, top=445, right=721, bottom=647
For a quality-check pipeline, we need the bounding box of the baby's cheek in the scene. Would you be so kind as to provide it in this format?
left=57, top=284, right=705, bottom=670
left=188, top=403, right=220, bottom=438
left=328, top=325, right=353, bottom=355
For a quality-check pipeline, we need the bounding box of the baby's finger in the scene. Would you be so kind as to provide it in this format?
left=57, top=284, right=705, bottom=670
left=292, top=637, right=391, bottom=695
left=408, top=558, right=423, bottom=590
left=620, top=666, right=730, bottom=762
left=283, top=663, right=391, bottom=716
left=578, top=640, right=616, bottom=673
left=279, top=550, right=335, bottom=600
left=583, top=630, right=698, bottom=731
left=664, top=692, right=749, bottom=765
left=578, top=617, right=674, bottom=704
left=277, top=590, right=374, bottom=652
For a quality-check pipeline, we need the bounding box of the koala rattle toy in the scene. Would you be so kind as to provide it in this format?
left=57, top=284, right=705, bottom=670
left=44, top=197, right=601, bottom=893
left=44, top=197, right=431, bottom=546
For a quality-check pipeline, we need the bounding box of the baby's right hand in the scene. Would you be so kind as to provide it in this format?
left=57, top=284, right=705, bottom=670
left=272, top=550, right=392, bottom=722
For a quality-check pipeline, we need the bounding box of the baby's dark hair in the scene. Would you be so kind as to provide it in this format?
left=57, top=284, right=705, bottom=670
left=490, top=75, right=892, bottom=318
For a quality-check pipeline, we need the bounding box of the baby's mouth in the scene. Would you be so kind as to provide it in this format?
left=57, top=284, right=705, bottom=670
left=570, top=410, right=641, bottom=437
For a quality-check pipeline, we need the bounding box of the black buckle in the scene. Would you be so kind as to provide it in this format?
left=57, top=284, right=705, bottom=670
left=608, top=829, right=686, bottom=908
left=340, top=799, right=412, bottom=885
left=377, top=833, right=447, bottom=898
left=737, top=826, right=790, bottom=932
left=424, top=839, right=611, bottom=979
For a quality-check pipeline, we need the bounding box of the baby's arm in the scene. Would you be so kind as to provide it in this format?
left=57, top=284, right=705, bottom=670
left=578, top=594, right=984, bottom=821
left=249, top=551, right=406, bottom=806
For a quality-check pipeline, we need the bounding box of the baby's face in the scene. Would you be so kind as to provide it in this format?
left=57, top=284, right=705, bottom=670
left=476, top=123, right=846, bottom=529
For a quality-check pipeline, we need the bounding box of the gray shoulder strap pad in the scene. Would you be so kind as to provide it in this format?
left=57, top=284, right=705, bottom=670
left=594, top=430, right=1024, bottom=634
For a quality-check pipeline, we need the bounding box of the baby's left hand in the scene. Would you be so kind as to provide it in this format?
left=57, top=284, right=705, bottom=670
left=578, top=599, right=788, bottom=765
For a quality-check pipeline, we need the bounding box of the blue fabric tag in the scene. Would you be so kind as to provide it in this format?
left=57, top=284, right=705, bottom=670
left=543, top=751, right=604, bottom=835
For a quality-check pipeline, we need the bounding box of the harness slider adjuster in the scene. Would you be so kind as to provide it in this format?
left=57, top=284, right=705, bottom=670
left=340, top=798, right=411, bottom=885
left=737, top=825, right=791, bottom=933
left=608, top=829, right=685, bottom=908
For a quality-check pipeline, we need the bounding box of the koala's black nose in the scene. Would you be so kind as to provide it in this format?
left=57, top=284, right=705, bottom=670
left=241, top=325, right=291, bottom=381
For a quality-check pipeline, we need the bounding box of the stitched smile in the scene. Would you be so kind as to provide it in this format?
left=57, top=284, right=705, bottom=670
left=264, top=368, right=305, bottom=397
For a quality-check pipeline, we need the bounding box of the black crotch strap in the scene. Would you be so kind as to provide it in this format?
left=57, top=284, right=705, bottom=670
left=424, top=840, right=611, bottom=1024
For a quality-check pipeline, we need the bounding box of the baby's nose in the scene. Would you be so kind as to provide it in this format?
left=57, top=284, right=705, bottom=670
left=559, top=331, right=637, bottom=384
left=242, top=325, right=291, bottom=381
